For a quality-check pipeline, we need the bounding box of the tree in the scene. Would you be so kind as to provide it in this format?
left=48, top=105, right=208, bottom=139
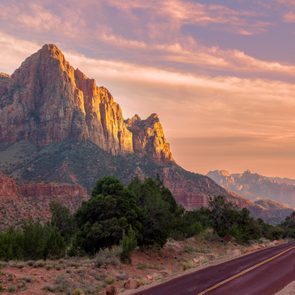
left=172, top=208, right=212, bottom=240
left=128, top=178, right=179, bottom=247
left=209, top=196, right=263, bottom=243
left=75, top=177, right=141, bottom=254
left=50, top=202, right=76, bottom=243
left=281, top=211, right=295, bottom=238
left=209, top=196, right=237, bottom=237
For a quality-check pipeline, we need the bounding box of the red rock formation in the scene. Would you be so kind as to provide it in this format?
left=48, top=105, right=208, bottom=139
left=161, top=167, right=250, bottom=210
left=0, top=172, right=88, bottom=228
left=0, top=44, right=172, bottom=162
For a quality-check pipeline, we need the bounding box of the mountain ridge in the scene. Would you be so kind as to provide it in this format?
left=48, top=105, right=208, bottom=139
left=207, top=169, right=295, bottom=208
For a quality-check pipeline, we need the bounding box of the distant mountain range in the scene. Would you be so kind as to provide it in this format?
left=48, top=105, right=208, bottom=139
left=207, top=170, right=295, bottom=208
left=208, top=170, right=294, bottom=224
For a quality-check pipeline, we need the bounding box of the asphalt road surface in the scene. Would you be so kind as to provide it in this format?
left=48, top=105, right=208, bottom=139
left=134, top=242, right=295, bottom=295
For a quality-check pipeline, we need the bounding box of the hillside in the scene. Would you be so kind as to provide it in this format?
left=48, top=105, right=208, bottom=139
left=247, top=199, right=293, bottom=225
left=0, top=172, right=87, bottom=228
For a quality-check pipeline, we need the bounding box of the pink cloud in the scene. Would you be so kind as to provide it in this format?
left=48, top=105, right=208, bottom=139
left=283, top=11, right=295, bottom=22
left=107, top=0, right=269, bottom=36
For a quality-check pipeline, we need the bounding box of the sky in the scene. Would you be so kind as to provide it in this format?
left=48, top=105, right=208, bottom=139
left=1, top=0, right=295, bottom=178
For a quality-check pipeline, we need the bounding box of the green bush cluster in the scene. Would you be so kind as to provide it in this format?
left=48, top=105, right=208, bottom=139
left=208, top=196, right=282, bottom=243
left=281, top=212, right=295, bottom=238
left=0, top=222, right=65, bottom=261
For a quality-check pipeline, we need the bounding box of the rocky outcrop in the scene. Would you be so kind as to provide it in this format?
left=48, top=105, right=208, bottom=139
left=126, top=114, right=173, bottom=162
left=0, top=44, right=172, bottom=161
left=0, top=172, right=87, bottom=228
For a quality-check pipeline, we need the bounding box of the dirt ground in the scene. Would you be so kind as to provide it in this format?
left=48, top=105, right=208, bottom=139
left=0, top=237, right=283, bottom=295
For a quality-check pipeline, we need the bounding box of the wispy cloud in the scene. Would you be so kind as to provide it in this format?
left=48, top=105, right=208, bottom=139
left=107, top=0, right=267, bottom=35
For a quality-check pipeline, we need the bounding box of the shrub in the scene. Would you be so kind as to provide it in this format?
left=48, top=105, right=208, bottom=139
left=120, top=227, right=137, bottom=263
left=0, top=222, right=66, bottom=261
left=8, top=285, right=17, bottom=293
left=137, top=263, right=148, bottom=270
left=95, top=246, right=121, bottom=268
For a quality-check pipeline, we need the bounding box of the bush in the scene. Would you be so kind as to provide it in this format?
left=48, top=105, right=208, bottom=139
left=120, top=227, right=137, bottom=263
left=281, top=211, right=295, bottom=238
left=208, top=196, right=275, bottom=243
left=95, top=246, right=121, bottom=268
left=0, top=222, right=65, bottom=261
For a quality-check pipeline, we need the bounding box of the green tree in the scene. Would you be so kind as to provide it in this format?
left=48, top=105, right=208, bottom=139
left=75, top=177, right=140, bottom=254
left=50, top=201, right=76, bottom=243
left=209, top=196, right=264, bottom=243
left=281, top=211, right=295, bottom=238
left=129, top=177, right=180, bottom=247
left=43, top=226, right=65, bottom=259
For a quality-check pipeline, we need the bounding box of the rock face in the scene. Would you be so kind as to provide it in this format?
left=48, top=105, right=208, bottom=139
left=126, top=114, right=173, bottom=162
left=0, top=44, right=171, bottom=161
left=0, top=172, right=87, bottom=228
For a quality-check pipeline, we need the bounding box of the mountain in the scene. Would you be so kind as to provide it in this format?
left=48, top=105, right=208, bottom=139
left=0, top=44, right=248, bottom=221
left=0, top=44, right=172, bottom=162
left=207, top=170, right=295, bottom=208
left=0, top=172, right=87, bottom=228
left=207, top=170, right=295, bottom=224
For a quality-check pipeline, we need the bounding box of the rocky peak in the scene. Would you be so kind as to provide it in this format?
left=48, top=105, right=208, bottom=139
left=0, top=44, right=173, bottom=162
left=126, top=113, right=173, bottom=162
left=0, top=73, right=10, bottom=79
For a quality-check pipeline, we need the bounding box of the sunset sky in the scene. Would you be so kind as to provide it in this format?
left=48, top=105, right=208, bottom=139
left=1, top=0, right=295, bottom=178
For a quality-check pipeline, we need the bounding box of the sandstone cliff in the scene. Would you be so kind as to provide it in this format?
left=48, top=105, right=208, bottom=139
left=0, top=172, right=87, bottom=228
left=0, top=44, right=171, bottom=161
left=126, top=114, right=173, bottom=162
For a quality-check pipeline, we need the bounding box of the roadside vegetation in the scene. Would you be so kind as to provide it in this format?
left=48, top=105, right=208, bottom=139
left=0, top=176, right=292, bottom=262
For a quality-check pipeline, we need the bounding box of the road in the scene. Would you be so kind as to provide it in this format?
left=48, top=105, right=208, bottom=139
left=134, top=242, right=295, bottom=295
